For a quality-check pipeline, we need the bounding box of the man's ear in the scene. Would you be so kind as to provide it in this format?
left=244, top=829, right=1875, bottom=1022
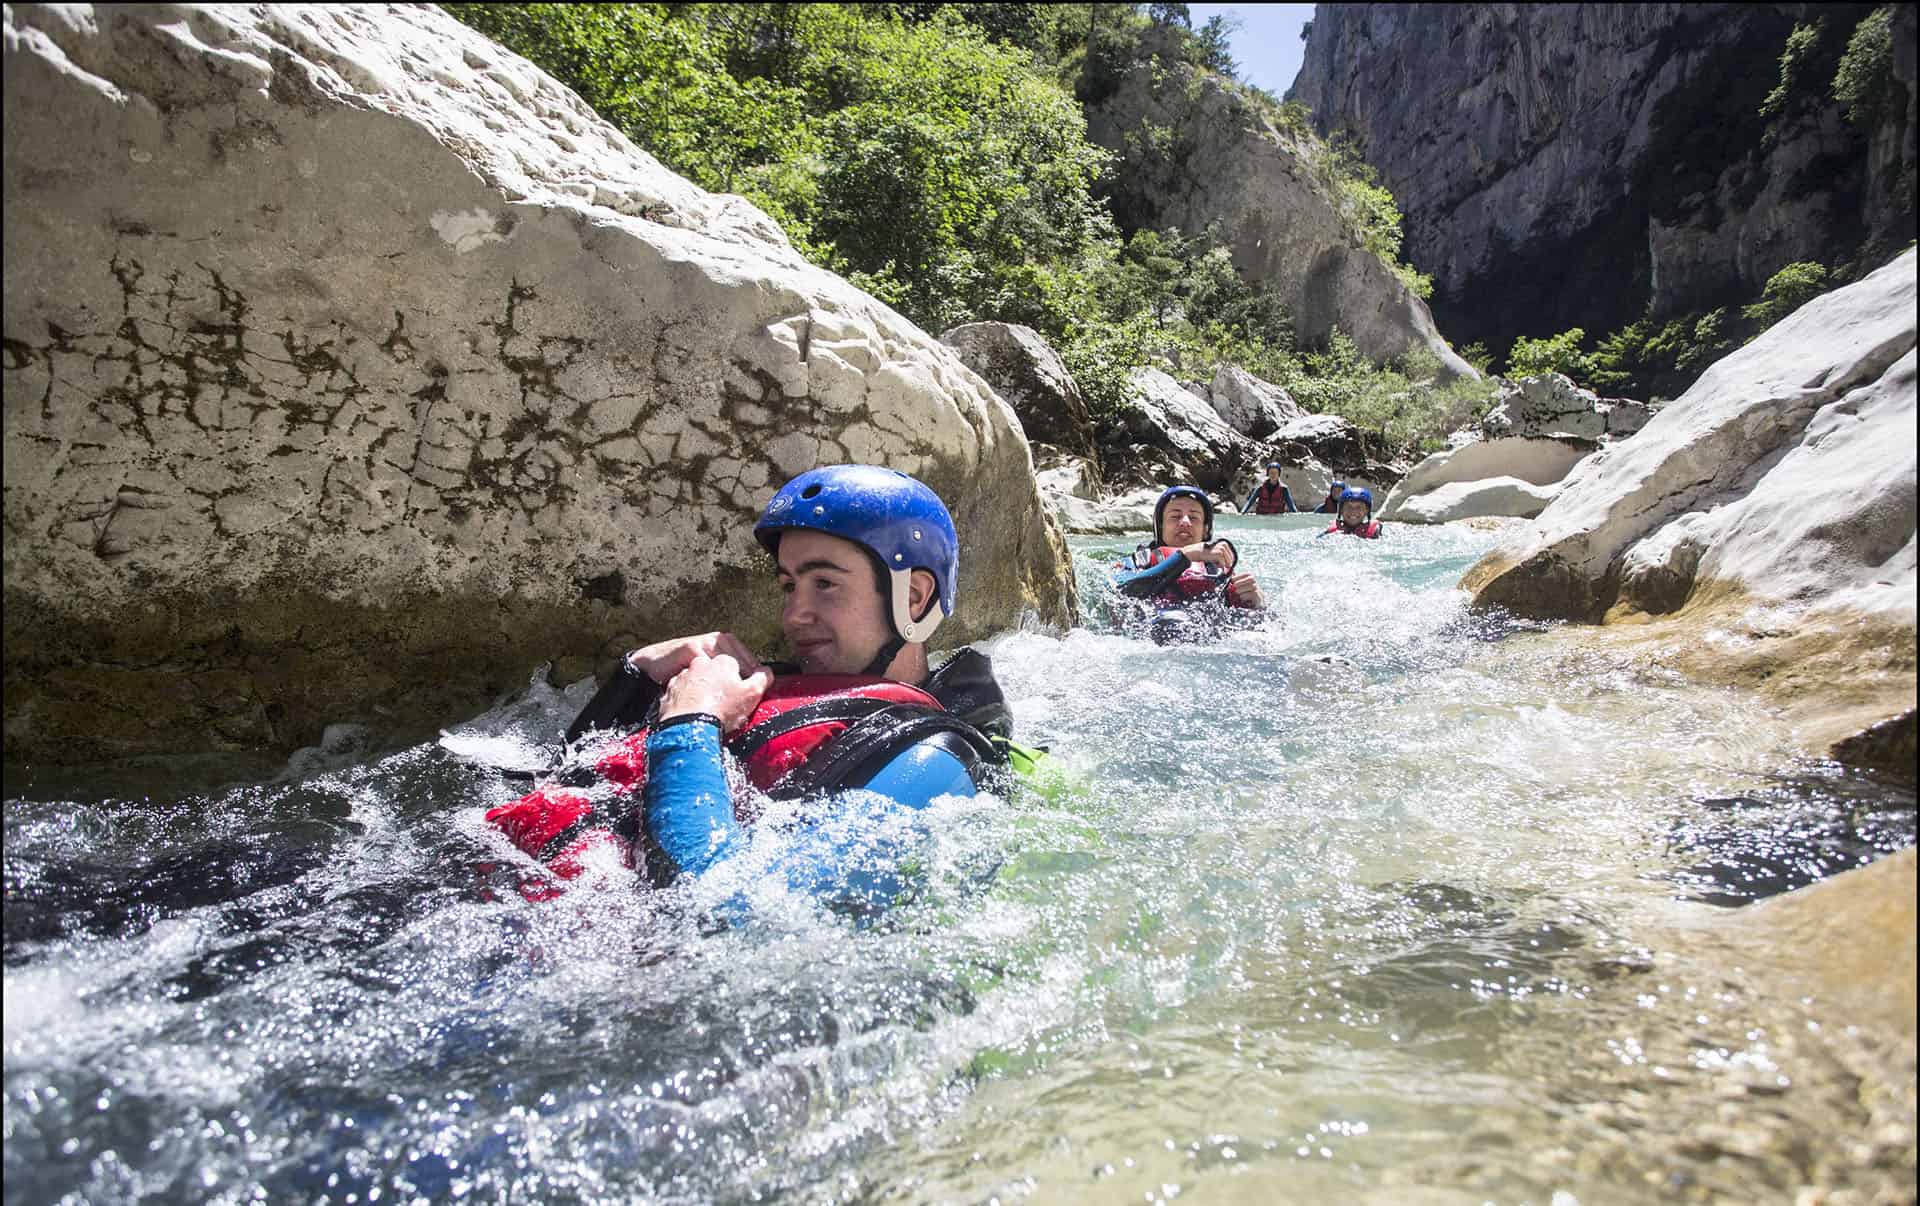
left=908, top=568, right=938, bottom=621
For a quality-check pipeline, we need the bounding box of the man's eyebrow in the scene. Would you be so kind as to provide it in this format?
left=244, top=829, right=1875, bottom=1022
left=777, top=557, right=857, bottom=577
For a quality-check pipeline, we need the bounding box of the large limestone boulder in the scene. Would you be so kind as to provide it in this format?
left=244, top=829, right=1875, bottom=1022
left=1208, top=363, right=1301, bottom=438
left=1464, top=249, right=1918, bottom=766
left=1085, top=42, right=1477, bottom=381
left=1047, top=489, right=1158, bottom=537
left=1379, top=437, right=1593, bottom=522
left=1381, top=374, right=1654, bottom=522
left=939, top=321, right=1097, bottom=461
left=1, top=4, right=1075, bottom=762
left=1724, top=847, right=1917, bottom=1039
left=1033, top=453, right=1099, bottom=503
left=1261, top=413, right=1400, bottom=495
left=1482, top=374, right=1655, bottom=442
left=1101, top=367, right=1258, bottom=492
left=1390, top=476, right=1563, bottom=525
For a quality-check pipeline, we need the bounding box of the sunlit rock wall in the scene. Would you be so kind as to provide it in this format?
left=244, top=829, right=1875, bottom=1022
left=2, top=3, right=1075, bottom=761
left=1465, top=249, right=1917, bottom=770
left=1084, top=41, right=1476, bottom=380
left=1293, top=4, right=1917, bottom=358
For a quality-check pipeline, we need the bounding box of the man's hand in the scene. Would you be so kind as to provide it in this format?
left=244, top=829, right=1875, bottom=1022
left=626, top=632, right=762, bottom=685
left=1178, top=540, right=1237, bottom=570
left=658, top=653, right=773, bottom=731
left=1228, top=571, right=1265, bottom=609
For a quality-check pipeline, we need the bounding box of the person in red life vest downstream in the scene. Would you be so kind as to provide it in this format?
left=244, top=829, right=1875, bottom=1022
left=1313, top=479, right=1348, bottom=513
left=1241, top=463, right=1298, bottom=514
left=1321, top=486, right=1383, bottom=539
left=485, top=464, right=1048, bottom=912
left=1109, top=486, right=1267, bottom=644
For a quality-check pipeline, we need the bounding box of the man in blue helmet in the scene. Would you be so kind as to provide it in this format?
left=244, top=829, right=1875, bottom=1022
left=1313, top=479, right=1348, bottom=513
left=1242, top=463, right=1298, bottom=514
left=1108, top=486, right=1265, bottom=643
left=487, top=464, right=1050, bottom=910
left=1320, top=486, right=1383, bottom=539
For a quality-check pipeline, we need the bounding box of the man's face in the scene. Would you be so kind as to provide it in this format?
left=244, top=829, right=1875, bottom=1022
left=1160, top=497, right=1207, bottom=546
left=1340, top=499, right=1369, bottom=526
left=776, top=529, right=893, bottom=674
left=1265, top=468, right=1280, bottom=482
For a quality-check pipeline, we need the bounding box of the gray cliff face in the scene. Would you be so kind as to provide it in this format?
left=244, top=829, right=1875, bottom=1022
left=1084, top=42, right=1476, bottom=380
left=1292, top=3, right=1917, bottom=356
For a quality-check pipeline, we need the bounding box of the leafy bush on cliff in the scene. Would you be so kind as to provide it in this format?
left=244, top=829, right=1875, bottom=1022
left=1759, top=19, right=1825, bottom=121
left=1527, top=260, right=1837, bottom=400
left=1833, top=7, right=1896, bottom=125
left=1507, top=329, right=1592, bottom=380
left=1741, top=262, right=1831, bottom=328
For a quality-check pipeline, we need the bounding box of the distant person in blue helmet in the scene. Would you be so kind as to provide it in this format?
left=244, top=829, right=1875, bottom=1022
left=1242, top=463, right=1298, bottom=514
left=1320, top=486, right=1382, bottom=539
left=1314, top=479, right=1348, bottom=513
left=485, top=464, right=1051, bottom=909
left=1110, top=486, right=1267, bottom=632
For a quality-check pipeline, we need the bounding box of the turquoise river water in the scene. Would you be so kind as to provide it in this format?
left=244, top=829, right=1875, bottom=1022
left=4, top=513, right=1913, bottom=1203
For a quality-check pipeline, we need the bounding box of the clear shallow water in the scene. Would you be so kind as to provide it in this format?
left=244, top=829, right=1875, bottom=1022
left=4, top=514, right=1912, bottom=1203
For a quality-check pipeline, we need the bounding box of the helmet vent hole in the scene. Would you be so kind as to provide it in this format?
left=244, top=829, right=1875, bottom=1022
left=801, top=484, right=823, bottom=499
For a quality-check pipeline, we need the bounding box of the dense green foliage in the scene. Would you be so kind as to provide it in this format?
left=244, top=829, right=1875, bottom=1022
left=1516, top=261, right=1841, bottom=401
left=1759, top=19, right=1824, bottom=120
left=1833, top=7, right=1896, bottom=125
left=1741, top=261, right=1831, bottom=328
left=1507, top=328, right=1591, bottom=380
left=447, top=3, right=1109, bottom=334
left=446, top=2, right=1471, bottom=457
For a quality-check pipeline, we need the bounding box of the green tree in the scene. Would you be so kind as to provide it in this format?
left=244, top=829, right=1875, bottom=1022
left=1190, top=15, right=1238, bottom=76
left=1833, top=7, right=1895, bottom=125
left=1506, top=328, right=1590, bottom=380
left=1759, top=19, right=1823, bottom=119
left=1741, top=261, right=1830, bottom=329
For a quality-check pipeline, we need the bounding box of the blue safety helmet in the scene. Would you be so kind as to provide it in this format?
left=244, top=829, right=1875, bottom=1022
left=1338, top=485, right=1374, bottom=514
left=1153, top=485, right=1214, bottom=542
left=1329, top=479, right=1347, bottom=493
left=1266, top=462, right=1282, bottom=470
left=754, top=464, right=959, bottom=643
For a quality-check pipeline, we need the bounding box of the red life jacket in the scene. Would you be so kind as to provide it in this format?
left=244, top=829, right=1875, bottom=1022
left=1253, top=481, right=1290, bottom=514
left=1325, top=519, right=1382, bottom=539
left=483, top=676, right=951, bottom=900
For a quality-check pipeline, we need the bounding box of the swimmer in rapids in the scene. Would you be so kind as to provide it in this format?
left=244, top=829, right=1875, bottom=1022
left=1109, top=485, right=1266, bottom=643
left=484, top=464, right=1056, bottom=906
left=1319, top=486, right=1383, bottom=539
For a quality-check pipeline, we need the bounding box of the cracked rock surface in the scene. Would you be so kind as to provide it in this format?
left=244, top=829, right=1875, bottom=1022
left=2, top=3, right=1075, bottom=762
left=1465, top=249, right=1917, bottom=769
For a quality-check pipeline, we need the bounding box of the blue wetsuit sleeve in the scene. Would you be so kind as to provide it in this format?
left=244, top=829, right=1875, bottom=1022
left=1283, top=487, right=1297, bottom=512
left=644, top=720, right=743, bottom=877
left=1111, top=549, right=1189, bottom=598
left=770, top=742, right=977, bottom=912
left=647, top=727, right=977, bottom=916
left=1242, top=487, right=1257, bottom=513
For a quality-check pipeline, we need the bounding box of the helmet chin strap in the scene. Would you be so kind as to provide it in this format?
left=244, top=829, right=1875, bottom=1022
left=862, top=568, right=942, bottom=676
left=860, top=635, right=906, bottom=678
